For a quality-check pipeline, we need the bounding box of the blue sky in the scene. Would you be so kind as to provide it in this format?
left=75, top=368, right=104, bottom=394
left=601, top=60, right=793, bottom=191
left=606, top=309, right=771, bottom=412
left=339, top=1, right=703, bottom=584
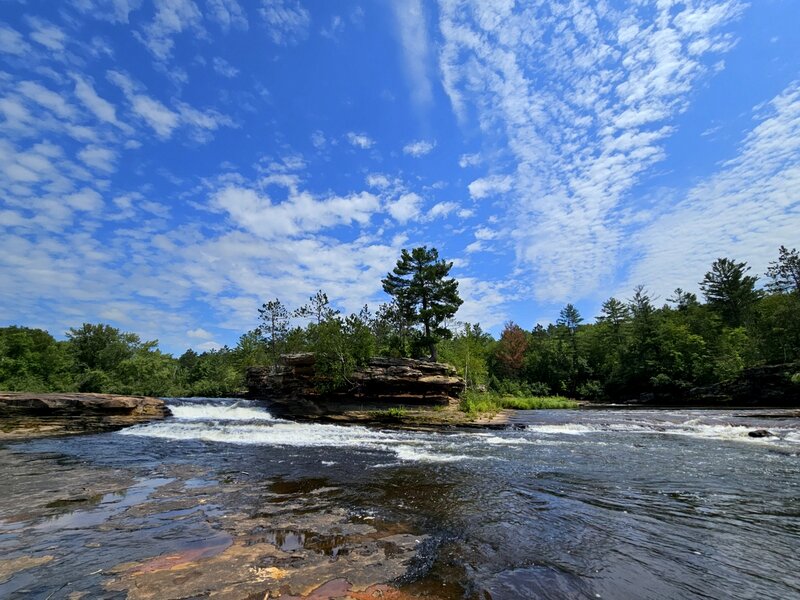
left=1, top=0, right=798, bottom=354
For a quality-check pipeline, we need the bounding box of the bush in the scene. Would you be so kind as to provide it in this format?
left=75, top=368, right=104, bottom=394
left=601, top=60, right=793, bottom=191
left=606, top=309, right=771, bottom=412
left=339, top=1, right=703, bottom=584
left=460, top=390, right=578, bottom=414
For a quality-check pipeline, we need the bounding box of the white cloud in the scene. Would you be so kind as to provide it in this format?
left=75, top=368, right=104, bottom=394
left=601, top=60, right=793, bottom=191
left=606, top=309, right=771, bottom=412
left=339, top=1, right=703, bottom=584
left=65, top=188, right=104, bottom=211
left=78, top=145, right=117, bottom=172
left=108, top=70, right=233, bottom=139
left=458, top=152, right=481, bottom=168
left=390, top=0, right=433, bottom=108
left=187, top=327, right=214, bottom=339
left=454, top=277, right=509, bottom=329
left=427, top=201, right=458, bottom=219
left=310, top=130, right=326, bottom=149
left=623, top=79, right=800, bottom=299
left=387, top=192, right=422, bottom=223
left=207, top=0, right=249, bottom=31
left=260, top=0, right=310, bottom=45
left=366, top=173, right=391, bottom=189
left=457, top=208, right=475, bottom=219
left=27, top=17, right=67, bottom=51
left=72, top=75, right=126, bottom=129
left=212, top=56, right=239, bottom=77
left=439, top=0, right=744, bottom=301
left=71, top=0, right=142, bottom=23
left=346, top=132, right=374, bottom=149
left=403, top=139, right=435, bottom=157
left=211, top=183, right=381, bottom=239
left=131, top=94, right=180, bottom=137
left=18, top=81, right=77, bottom=120
left=136, top=0, right=204, bottom=61
left=467, top=175, right=512, bottom=199
left=0, top=25, right=31, bottom=55
left=321, top=15, right=345, bottom=40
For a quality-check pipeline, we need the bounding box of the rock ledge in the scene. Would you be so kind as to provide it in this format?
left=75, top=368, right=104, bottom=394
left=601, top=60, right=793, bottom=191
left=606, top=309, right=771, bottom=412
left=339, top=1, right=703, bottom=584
left=246, top=354, right=465, bottom=419
left=0, top=392, right=170, bottom=439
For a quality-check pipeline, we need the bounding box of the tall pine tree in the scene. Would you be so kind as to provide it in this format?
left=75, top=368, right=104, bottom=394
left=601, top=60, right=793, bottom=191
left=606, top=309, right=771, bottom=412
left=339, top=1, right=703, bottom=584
left=382, top=246, right=463, bottom=361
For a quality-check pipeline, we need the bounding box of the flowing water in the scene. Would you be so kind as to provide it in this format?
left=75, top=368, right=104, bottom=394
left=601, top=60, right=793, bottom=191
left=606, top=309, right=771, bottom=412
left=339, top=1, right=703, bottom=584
left=1, top=398, right=799, bottom=599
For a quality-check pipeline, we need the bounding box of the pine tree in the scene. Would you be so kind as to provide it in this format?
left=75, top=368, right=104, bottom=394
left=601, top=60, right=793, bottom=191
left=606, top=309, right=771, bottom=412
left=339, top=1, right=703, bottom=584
left=382, top=246, right=463, bottom=361
left=699, top=258, right=762, bottom=326
left=258, top=298, right=289, bottom=362
left=766, top=246, right=800, bottom=295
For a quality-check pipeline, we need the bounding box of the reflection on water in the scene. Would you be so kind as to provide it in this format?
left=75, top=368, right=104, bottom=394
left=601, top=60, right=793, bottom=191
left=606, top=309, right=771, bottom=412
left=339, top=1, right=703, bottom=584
left=0, top=398, right=799, bottom=599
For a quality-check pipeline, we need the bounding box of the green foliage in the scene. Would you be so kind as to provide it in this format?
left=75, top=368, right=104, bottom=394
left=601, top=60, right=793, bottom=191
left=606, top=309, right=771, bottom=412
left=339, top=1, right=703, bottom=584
left=258, top=298, right=289, bottom=362
left=460, top=390, right=578, bottom=414
left=437, top=322, right=493, bottom=388
left=386, top=406, right=407, bottom=418
left=766, top=246, right=800, bottom=295
left=700, top=258, right=762, bottom=327
left=382, top=246, right=463, bottom=361
left=4, top=246, right=800, bottom=406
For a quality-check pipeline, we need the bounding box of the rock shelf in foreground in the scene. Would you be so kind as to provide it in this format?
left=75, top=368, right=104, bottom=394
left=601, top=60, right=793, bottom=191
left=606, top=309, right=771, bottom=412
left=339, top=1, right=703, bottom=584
left=0, top=392, right=170, bottom=439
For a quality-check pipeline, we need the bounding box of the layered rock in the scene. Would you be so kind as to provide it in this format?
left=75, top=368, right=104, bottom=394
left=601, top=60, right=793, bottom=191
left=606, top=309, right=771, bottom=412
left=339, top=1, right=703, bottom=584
left=0, top=392, right=171, bottom=439
left=246, top=354, right=464, bottom=418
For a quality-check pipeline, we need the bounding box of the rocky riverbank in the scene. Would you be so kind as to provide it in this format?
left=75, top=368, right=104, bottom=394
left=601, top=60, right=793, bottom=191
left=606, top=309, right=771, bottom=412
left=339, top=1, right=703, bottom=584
left=0, top=392, right=170, bottom=440
left=0, top=446, right=443, bottom=599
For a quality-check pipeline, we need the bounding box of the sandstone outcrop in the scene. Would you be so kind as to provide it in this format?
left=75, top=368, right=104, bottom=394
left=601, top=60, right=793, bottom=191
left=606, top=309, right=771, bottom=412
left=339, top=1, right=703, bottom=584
left=0, top=392, right=170, bottom=439
left=246, top=354, right=464, bottom=419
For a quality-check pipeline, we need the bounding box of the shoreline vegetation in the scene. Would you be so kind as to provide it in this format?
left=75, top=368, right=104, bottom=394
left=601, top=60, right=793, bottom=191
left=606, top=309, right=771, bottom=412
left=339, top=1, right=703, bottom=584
left=1, top=246, right=798, bottom=416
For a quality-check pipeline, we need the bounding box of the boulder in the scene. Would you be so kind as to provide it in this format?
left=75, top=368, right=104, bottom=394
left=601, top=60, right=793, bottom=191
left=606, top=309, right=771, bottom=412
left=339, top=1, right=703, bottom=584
left=748, top=429, right=773, bottom=438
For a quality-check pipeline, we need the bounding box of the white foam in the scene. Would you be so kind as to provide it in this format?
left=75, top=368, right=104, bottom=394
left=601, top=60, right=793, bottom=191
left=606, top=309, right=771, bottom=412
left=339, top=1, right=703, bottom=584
left=119, top=416, right=479, bottom=463
left=481, top=435, right=534, bottom=445
left=168, top=404, right=276, bottom=421
left=522, top=420, right=800, bottom=446
left=393, top=445, right=473, bottom=462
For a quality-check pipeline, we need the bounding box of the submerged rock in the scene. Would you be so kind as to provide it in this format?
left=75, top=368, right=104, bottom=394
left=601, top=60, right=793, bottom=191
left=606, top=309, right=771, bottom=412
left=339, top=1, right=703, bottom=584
left=0, top=392, right=170, bottom=439
left=748, top=429, right=773, bottom=438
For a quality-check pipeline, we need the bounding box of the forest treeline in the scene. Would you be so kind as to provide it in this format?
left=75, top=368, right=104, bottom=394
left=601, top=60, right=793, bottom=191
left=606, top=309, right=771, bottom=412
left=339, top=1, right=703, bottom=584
left=1, top=246, right=798, bottom=401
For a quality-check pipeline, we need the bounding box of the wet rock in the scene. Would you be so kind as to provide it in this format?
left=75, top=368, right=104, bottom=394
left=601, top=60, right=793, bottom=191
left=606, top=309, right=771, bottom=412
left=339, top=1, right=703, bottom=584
left=748, top=429, right=774, bottom=438
left=0, top=555, right=54, bottom=583
left=0, top=392, right=170, bottom=439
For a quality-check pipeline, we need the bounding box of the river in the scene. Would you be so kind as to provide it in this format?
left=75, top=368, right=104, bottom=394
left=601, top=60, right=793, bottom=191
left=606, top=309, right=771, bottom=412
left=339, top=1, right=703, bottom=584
left=1, top=398, right=799, bottom=599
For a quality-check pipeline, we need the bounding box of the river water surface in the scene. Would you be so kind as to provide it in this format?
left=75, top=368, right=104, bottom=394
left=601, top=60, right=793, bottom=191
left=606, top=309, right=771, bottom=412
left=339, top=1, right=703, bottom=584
left=1, top=398, right=799, bottom=599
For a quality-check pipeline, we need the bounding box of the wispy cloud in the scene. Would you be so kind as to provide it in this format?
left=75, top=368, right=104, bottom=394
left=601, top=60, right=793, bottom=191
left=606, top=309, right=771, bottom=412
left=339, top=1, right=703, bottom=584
left=207, top=0, right=249, bottom=32
left=623, top=79, right=800, bottom=299
left=71, top=0, right=142, bottom=24
left=26, top=17, right=67, bottom=51
left=212, top=56, right=239, bottom=78
left=438, top=0, right=745, bottom=301
left=0, top=25, right=32, bottom=55
left=390, top=0, right=433, bottom=108
left=108, top=70, right=234, bottom=140
left=135, top=0, right=204, bottom=61
left=260, top=0, right=310, bottom=45
left=403, top=139, right=435, bottom=157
